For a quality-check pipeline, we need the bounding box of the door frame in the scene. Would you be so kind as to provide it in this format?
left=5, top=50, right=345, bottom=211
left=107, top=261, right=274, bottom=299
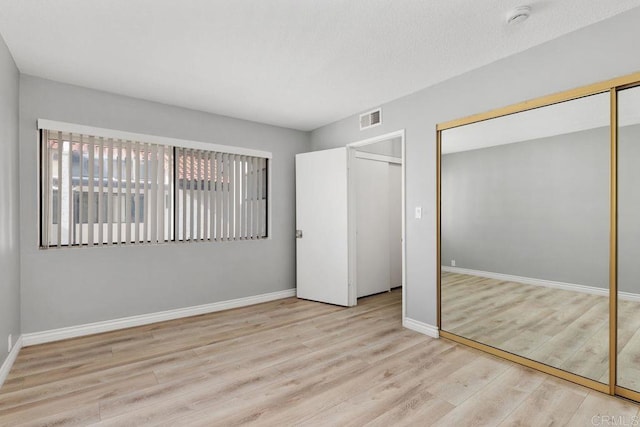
left=346, top=129, right=406, bottom=322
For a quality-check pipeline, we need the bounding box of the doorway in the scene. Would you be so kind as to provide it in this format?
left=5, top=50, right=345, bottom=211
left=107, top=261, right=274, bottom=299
left=294, top=130, right=406, bottom=320
left=347, top=130, right=406, bottom=320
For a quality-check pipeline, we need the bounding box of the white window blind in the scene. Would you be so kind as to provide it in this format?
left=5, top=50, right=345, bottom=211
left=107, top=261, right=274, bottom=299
left=41, top=130, right=173, bottom=247
left=175, top=148, right=268, bottom=241
left=40, top=126, right=269, bottom=248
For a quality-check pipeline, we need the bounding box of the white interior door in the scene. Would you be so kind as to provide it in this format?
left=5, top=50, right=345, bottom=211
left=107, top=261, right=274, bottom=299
left=356, top=157, right=391, bottom=297
left=295, top=148, right=351, bottom=306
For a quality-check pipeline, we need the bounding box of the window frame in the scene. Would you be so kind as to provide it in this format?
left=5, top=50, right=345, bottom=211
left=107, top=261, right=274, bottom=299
left=37, top=119, right=273, bottom=248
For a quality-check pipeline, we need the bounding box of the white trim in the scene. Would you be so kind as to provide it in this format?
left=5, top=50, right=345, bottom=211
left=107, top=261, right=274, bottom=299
left=0, top=335, right=23, bottom=389
left=400, top=131, right=406, bottom=323
left=354, top=151, right=402, bottom=164
left=442, top=266, right=640, bottom=302
left=37, top=119, right=272, bottom=159
left=22, top=289, right=296, bottom=347
left=403, top=318, right=439, bottom=338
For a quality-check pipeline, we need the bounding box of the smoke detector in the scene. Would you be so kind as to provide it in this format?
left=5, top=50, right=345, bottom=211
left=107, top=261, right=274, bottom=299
left=506, top=6, right=531, bottom=25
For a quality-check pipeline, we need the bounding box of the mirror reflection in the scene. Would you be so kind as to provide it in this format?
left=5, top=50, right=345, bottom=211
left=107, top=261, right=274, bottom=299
left=617, top=85, right=640, bottom=393
left=441, top=92, right=610, bottom=382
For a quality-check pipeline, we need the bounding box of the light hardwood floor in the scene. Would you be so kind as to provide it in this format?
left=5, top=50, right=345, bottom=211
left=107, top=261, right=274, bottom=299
left=1, top=289, right=638, bottom=426
left=442, top=271, right=640, bottom=390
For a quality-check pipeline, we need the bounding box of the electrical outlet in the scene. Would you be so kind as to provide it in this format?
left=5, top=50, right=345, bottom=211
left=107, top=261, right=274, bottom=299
left=415, top=207, right=422, bottom=219
left=8, top=334, right=12, bottom=353
left=451, top=260, right=456, bottom=267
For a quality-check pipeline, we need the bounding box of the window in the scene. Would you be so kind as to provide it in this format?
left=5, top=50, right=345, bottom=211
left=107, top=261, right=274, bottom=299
left=40, top=124, right=270, bottom=248
left=175, top=148, right=268, bottom=242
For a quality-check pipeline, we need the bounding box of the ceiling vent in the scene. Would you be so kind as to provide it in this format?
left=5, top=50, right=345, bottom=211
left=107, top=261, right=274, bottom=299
left=360, top=108, right=382, bottom=130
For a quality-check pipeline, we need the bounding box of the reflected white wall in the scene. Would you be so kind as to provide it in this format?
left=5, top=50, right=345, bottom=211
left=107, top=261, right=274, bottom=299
left=0, top=33, right=20, bottom=368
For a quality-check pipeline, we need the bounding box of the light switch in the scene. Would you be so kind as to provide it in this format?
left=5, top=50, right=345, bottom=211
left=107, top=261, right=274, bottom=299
left=415, top=207, right=422, bottom=219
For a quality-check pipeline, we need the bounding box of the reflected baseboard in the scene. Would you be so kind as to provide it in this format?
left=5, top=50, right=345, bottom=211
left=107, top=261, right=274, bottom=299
left=441, top=266, right=640, bottom=302
left=0, top=335, right=22, bottom=389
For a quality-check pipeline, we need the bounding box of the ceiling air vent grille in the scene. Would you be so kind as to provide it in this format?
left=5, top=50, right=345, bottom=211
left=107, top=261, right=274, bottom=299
left=360, top=108, right=382, bottom=130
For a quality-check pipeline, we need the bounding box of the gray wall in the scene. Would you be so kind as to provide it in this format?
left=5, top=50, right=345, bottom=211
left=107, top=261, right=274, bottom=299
left=0, top=34, right=20, bottom=365
left=619, top=124, right=640, bottom=294
left=310, top=8, right=640, bottom=326
left=441, top=127, right=610, bottom=288
left=19, top=75, right=310, bottom=333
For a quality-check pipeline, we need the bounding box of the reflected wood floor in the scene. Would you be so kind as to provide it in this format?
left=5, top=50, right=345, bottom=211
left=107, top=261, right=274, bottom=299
left=442, top=271, right=640, bottom=389
left=1, top=289, right=638, bottom=426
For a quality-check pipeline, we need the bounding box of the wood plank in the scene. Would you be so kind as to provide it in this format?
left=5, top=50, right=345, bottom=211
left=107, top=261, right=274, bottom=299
left=435, top=365, right=545, bottom=426
left=566, top=390, right=640, bottom=427
left=499, top=377, right=587, bottom=426
left=442, top=272, right=612, bottom=383
left=1, top=288, right=638, bottom=425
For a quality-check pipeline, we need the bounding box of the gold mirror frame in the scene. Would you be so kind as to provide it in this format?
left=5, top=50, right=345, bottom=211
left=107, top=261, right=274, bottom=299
left=436, top=70, right=640, bottom=402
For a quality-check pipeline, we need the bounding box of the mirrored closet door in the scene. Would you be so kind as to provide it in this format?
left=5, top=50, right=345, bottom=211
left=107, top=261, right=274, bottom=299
left=617, top=85, right=640, bottom=399
left=439, top=92, right=611, bottom=385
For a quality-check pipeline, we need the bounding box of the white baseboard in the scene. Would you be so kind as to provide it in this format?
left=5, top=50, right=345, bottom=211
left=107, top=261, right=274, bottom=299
left=403, top=317, right=439, bottom=338
left=22, top=289, right=296, bottom=347
left=442, top=266, right=640, bottom=302
left=0, top=335, right=23, bottom=389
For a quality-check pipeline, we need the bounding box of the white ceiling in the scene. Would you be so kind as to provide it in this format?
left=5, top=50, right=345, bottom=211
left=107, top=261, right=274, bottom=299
left=442, top=87, right=640, bottom=154
left=442, top=92, right=610, bottom=154
left=1, top=1, right=639, bottom=131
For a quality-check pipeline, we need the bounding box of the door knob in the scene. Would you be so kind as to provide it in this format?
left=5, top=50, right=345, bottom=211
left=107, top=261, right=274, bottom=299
left=296, top=230, right=303, bottom=239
